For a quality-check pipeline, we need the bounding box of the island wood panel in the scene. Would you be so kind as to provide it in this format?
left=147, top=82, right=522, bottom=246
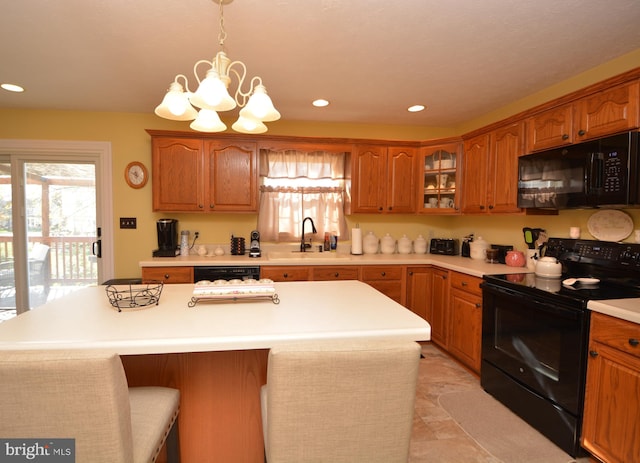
left=122, top=349, right=268, bottom=463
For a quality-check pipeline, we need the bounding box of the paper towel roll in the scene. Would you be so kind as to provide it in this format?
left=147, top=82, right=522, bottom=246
left=351, top=228, right=363, bottom=255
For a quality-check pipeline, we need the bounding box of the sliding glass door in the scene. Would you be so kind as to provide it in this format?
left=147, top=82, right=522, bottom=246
left=0, top=140, right=113, bottom=319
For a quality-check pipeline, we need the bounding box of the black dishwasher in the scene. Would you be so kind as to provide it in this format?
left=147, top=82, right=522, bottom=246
left=193, top=266, right=260, bottom=282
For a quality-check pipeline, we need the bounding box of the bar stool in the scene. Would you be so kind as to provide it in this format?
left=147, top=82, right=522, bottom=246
left=0, top=349, right=180, bottom=463
left=261, top=340, right=421, bottom=463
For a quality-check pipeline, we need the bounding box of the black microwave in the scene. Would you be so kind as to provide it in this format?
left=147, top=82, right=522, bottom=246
left=517, top=131, right=639, bottom=209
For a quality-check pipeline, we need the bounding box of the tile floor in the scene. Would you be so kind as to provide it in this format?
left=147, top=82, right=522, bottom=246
left=410, top=343, right=502, bottom=462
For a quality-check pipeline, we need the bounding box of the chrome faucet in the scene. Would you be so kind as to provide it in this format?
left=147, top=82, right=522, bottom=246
left=300, top=217, right=317, bottom=252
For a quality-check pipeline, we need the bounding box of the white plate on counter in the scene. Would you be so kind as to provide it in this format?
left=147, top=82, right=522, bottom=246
left=587, top=210, right=633, bottom=242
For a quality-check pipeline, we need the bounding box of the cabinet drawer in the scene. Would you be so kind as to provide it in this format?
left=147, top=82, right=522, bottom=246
left=361, top=266, right=403, bottom=281
left=260, top=266, right=309, bottom=282
left=449, top=271, right=483, bottom=296
left=141, top=266, right=193, bottom=284
left=590, top=312, right=640, bottom=359
left=311, top=266, right=359, bottom=281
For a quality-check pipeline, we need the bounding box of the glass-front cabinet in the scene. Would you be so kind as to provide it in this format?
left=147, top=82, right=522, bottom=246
left=419, top=142, right=461, bottom=213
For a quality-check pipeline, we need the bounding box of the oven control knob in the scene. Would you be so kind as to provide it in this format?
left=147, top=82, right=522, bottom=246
left=519, top=367, right=525, bottom=373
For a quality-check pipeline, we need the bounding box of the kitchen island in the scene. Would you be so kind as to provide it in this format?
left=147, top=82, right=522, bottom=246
left=0, top=280, right=430, bottom=463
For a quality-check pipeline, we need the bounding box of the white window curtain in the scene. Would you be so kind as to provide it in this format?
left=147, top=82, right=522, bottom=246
left=258, top=150, right=348, bottom=242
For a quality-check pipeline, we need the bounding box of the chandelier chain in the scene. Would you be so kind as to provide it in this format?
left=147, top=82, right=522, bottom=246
left=217, top=0, right=227, bottom=48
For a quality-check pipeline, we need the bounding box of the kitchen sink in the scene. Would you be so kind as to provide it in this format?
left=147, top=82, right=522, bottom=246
left=268, top=251, right=351, bottom=260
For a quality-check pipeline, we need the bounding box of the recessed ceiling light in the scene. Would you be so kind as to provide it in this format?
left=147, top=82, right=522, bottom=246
left=408, top=105, right=425, bottom=113
left=312, top=99, right=329, bottom=107
left=1, top=83, right=25, bottom=93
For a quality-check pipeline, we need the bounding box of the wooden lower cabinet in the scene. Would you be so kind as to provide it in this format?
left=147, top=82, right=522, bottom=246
left=360, top=265, right=405, bottom=304
left=406, top=266, right=432, bottom=320
left=141, top=266, right=193, bottom=284
left=260, top=266, right=309, bottom=282
left=430, top=268, right=450, bottom=349
left=582, top=312, right=640, bottom=463
left=448, top=271, right=483, bottom=373
left=311, top=266, right=360, bottom=281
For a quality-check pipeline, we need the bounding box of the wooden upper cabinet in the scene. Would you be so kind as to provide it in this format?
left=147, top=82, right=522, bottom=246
left=386, top=146, right=417, bottom=213
left=460, top=134, right=489, bottom=214
left=152, top=137, right=205, bottom=212
left=575, top=80, right=639, bottom=141
left=152, top=135, right=257, bottom=213
left=488, top=122, right=523, bottom=214
left=352, top=144, right=416, bottom=213
left=526, top=80, right=640, bottom=152
left=526, top=104, right=574, bottom=152
left=351, top=145, right=386, bottom=213
left=461, top=123, right=523, bottom=214
left=205, top=140, right=257, bottom=212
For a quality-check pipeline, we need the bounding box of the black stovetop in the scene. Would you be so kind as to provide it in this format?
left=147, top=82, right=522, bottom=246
left=483, top=272, right=640, bottom=307
left=482, top=238, right=640, bottom=308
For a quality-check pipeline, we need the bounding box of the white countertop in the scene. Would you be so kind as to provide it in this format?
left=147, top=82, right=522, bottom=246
left=140, top=253, right=640, bottom=324
left=0, top=281, right=430, bottom=355
left=140, top=252, right=529, bottom=278
left=588, top=299, right=640, bottom=324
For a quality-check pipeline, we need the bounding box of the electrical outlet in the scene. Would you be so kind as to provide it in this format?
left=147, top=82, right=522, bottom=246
left=120, top=217, right=137, bottom=229
left=194, top=231, right=199, bottom=239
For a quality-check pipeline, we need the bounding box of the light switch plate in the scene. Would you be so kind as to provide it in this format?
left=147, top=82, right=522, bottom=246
left=120, top=217, right=137, bottom=229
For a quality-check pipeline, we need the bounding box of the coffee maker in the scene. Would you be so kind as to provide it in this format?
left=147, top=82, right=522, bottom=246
left=153, top=218, right=179, bottom=257
left=249, top=230, right=261, bottom=258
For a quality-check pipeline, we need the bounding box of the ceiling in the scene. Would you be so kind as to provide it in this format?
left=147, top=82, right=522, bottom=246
left=2, top=0, right=640, bottom=129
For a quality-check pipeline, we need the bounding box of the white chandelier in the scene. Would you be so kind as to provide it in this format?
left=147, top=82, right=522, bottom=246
left=154, top=0, right=280, bottom=134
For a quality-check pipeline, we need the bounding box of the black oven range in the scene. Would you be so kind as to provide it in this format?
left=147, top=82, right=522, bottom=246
left=481, top=238, right=640, bottom=457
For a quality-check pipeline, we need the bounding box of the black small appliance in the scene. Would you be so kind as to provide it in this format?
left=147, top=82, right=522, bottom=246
left=429, top=238, right=458, bottom=255
left=153, top=218, right=179, bottom=257
left=518, top=131, right=639, bottom=209
left=249, top=230, right=261, bottom=258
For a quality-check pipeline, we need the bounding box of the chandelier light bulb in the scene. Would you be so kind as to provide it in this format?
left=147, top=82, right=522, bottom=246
left=189, top=109, right=227, bottom=132
left=190, top=69, right=236, bottom=111
left=154, top=82, right=198, bottom=121
left=240, top=85, right=281, bottom=122
left=232, top=114, right=267, bottom=134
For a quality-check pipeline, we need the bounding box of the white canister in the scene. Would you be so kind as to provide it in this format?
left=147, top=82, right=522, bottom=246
left=363, top=232, right=379, bottom=254
left=414, top=234, right=428, bottom=254
left=398, top=235, right=412, bottom=254
left=380, top=234, right=396, bottom=254
left=469, top=236, right=489, bottom=260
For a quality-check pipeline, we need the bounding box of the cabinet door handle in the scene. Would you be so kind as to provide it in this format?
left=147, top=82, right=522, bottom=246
left=629, top=338, right=639, bottom=347
left=381, top=272, right=386, bottom=277
left=475, top=303, right=481, bottom=308
left=479, top=205, right=485, bottom=210
left=461, top=281, right=468, bottom=286
left=589, top=350, right=599, bottom=358
left=488, top=205, right=494, bottom=210
left=562, top=134, right=569, bottom=140
left=334, top=272, right=340, bottom=278
left=164, top=274, right=170, bottom=280
left=408, top=271, right=413, bottom=276
left=578, top=129, right=586, bottom=136
left=198, top=204, right=204, bottom=209
left=283, top=273, right=289, bottom=278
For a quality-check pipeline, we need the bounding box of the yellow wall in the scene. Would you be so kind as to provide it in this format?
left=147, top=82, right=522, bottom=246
left=1, top=49, right=640, bottom=277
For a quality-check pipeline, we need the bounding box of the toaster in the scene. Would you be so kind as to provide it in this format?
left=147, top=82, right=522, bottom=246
left=430, top=238, right=459, bottom=255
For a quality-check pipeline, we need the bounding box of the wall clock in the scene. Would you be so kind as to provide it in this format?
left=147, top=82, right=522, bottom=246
left=125, top=161, right=148, bottom=189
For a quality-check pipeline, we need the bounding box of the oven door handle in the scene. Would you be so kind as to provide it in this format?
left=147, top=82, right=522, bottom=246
left=483, top=285, right=582, bottom=320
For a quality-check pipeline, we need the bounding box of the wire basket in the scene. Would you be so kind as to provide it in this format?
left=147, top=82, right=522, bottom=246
left=105, top=280, right=164, bottom=312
